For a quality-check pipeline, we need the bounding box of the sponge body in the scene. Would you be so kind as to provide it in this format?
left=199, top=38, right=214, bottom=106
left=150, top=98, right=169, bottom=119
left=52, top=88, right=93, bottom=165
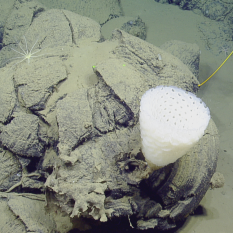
left=139, top=86, right=210, bottom=167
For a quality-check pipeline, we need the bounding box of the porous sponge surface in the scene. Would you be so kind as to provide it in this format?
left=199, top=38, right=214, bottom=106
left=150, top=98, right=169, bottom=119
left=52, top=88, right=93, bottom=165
left=139, top=86, right=210, bottom=167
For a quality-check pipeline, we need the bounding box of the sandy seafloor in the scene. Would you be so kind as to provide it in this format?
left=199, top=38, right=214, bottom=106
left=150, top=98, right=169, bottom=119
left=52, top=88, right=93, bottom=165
left=120, top=1, right=233, bottom=232
left=2, top=0, right=233, bottom=232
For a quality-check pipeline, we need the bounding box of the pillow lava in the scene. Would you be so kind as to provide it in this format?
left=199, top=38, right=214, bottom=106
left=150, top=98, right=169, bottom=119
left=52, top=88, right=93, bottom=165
left=0, top=7, right=219, bottom=232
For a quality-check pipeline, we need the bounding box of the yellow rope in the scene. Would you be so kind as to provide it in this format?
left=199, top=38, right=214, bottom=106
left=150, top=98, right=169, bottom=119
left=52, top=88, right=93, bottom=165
left=198, top=50, right=233, bottom=87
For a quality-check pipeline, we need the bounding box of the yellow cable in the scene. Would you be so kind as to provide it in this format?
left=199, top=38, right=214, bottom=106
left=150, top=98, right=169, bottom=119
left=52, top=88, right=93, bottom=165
left=198, top=50, right=233, bottom=87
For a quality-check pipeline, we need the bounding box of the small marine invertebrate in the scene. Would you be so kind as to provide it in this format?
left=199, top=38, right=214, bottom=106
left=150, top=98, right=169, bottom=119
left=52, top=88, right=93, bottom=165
left=219, top=45, right=231, bottom=57
left=4, top=36, right=45, bottom=68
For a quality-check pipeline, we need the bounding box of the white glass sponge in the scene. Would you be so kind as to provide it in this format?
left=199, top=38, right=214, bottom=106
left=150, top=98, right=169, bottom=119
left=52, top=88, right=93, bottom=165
left=139, top=86, right=210, bottom=167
